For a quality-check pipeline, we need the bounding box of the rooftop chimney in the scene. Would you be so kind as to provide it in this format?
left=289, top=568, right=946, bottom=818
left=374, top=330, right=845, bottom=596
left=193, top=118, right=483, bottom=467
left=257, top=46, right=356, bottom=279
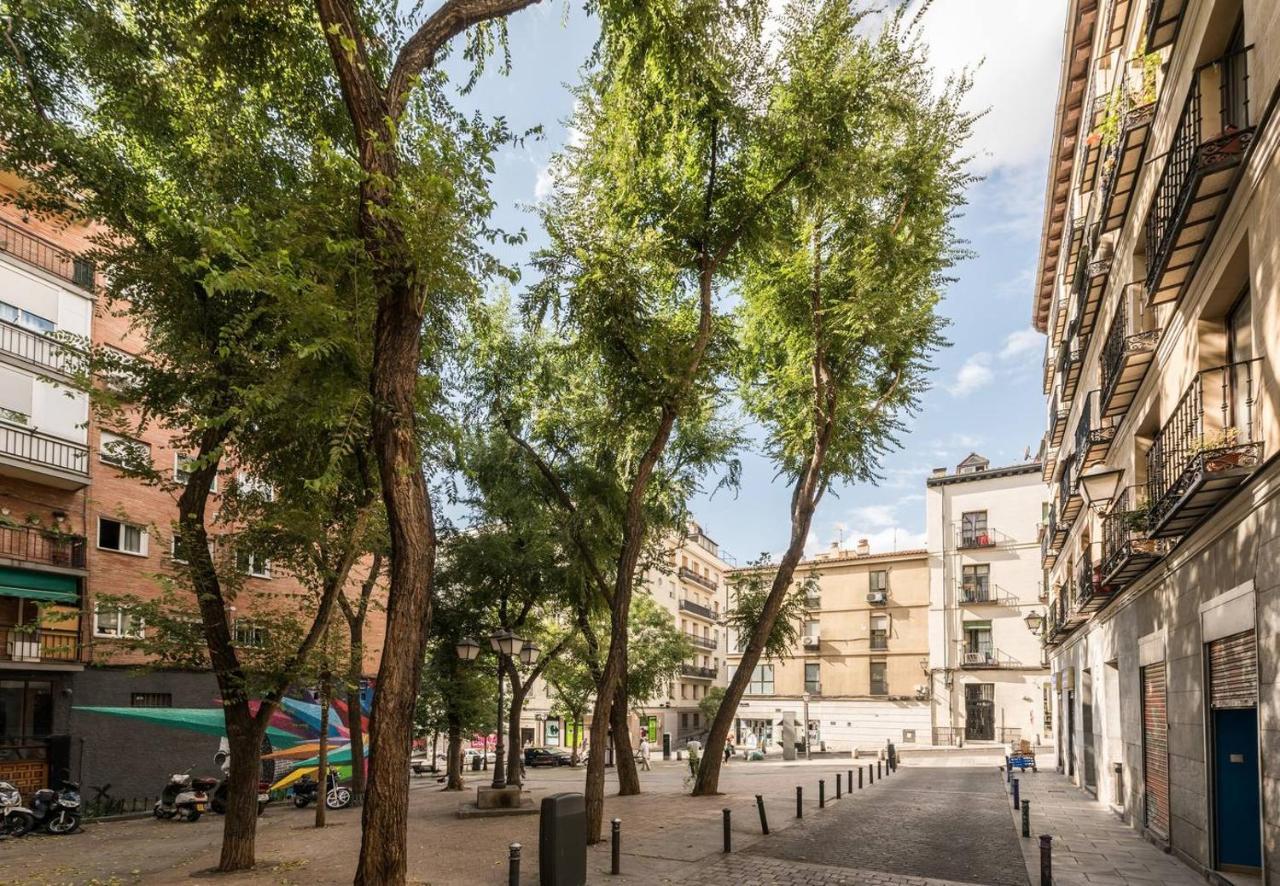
left=931, top=467, right=947, bottom=477
left=856, top=538, right=870, bottom=556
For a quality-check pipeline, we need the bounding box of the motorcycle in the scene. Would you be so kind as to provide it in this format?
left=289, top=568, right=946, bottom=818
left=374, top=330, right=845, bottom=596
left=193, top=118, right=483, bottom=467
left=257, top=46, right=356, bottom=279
left=153, top=773, right=217, bottom=822
left=0, top=780, right=35, bottom=836
left=291, top=769, right=351, bottom=810
left=209, top=778, right=270, bottom=816
left=28, top=781, right=81, bottom=834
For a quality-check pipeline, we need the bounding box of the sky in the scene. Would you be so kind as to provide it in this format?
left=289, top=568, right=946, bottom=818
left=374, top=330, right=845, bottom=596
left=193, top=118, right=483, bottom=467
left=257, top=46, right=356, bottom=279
left=442, top=0, right=1069, bottom=564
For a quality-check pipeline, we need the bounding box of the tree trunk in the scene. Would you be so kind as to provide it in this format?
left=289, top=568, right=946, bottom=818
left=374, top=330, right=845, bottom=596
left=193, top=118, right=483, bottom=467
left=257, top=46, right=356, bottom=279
left=316, top=672, right=330, bottom=828
left=584, top=687, right=613, bottom=843
left=445, top=716, right=464, bottom=791
left=430, top=733, right=439, bottom=773
left=505, top=679, right=526, bottom=788
left=220, top=720, right=265, bottom=872
left=346, top=631, right=366, bottom=804
left=611, top=679, right=640, bottom=795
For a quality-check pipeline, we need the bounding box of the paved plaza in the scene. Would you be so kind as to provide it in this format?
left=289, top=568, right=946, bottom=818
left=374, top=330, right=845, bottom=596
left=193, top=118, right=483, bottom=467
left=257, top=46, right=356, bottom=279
left=0, top=753, right=1209, bottom=885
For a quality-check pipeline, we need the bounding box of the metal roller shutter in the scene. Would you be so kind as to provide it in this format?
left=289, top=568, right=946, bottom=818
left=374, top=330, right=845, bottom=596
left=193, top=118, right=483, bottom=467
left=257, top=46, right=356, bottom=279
left=1208, top=630, right=1257, bottom=710
left=1142, top=663, right=1169, bottom=837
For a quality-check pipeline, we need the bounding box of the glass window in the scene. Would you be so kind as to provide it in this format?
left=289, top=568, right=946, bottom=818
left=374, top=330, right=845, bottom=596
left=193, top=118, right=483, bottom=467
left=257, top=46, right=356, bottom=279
left=0, top=300, right=56, bottom=334
left=234, top=621, right=266, bottom=648
left=961, top=511, right=989, bottom=545
left=870, top=661, right=888, bottom=696
left=870, top=614, right=889, bottom=650
left=747, top=665, right=774, bottom=695
left=804, top=662, right=820, bottom=694
left=962, top=564, right=991, bottom=601
left=99, top=431, right=150, bottom=468
left=93, top=605, right=144, bottom=638
left=0, top=680, right=52, bottom=737
left=98, top=517, right=147, bottom=555
left=236, top=549, right=271, bottom=579
left=869, top=570, right=888, bottom=592
left=175, top=453, right=217, bottom=492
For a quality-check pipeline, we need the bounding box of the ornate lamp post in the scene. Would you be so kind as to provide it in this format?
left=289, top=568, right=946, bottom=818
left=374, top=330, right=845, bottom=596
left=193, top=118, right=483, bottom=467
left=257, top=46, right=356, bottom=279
left=456, top=631, right=540, bottom=791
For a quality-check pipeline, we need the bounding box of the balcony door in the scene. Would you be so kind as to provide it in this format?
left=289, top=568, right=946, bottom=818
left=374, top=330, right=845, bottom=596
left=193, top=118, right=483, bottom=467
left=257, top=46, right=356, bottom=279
left=1226, top=288, right=1254, bottom=442
left=964, top=621, right=993, bottom=664
left=964, top=683, right=995, bottom=741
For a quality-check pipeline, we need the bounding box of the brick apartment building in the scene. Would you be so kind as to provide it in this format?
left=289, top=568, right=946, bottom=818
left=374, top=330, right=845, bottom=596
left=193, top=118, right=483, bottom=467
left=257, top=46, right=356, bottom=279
left=0, top=172, right=384, bottom=798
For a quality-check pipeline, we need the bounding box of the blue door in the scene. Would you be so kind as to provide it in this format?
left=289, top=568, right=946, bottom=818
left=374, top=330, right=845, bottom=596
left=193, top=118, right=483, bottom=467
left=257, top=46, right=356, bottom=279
left=1213, top=707, right=1261, bottom=870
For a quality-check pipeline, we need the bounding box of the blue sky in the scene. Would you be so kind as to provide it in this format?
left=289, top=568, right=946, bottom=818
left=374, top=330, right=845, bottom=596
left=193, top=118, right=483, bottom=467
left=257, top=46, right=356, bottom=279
left=444, top=0, right=1067, bottom=563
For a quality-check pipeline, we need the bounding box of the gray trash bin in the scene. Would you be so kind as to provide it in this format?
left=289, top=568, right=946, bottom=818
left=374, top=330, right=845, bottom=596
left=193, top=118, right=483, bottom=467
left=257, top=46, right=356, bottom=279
left=539, top=792, right=586, bottom=886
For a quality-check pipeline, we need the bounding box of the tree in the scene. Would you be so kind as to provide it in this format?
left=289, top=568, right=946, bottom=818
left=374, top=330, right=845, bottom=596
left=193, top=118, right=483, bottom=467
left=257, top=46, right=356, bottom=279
left=337, top=551, right=384, bottom=805
left=698, top=686, right=726, bottom=725
left=0, top=2, right=386, bottom=869
left=693, top=0, right=971, bottom=795
left=417, top=614, right=498, bottom=791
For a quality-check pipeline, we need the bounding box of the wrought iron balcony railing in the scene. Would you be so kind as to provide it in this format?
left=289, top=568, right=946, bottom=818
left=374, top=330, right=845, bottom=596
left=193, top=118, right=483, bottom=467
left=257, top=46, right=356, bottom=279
left=0, top=423, right=90, bottom=479
left=680, top=664, right=717, bottom=680
left=1073, top=390, right=1117, bottom=477
left=959, top=577, right=992, bottom=604
left=1099, top=286, right=1160, bottom=417
left=689, top=634, right=717, bottom=651
left=0, top=217, right=96, bottom=291
left=678, top=565, right=718, bottom=591
left=957, top=527, right=996, bottom=550
left=0, top=320, right=82, bottom=376
left=0, top=624, right=81, bottom=664
left=1101, top=486, right=1169, bottom=588
left=1145, top=45, right=1254, bottom=306
left=678, top=598, right=717, bottom=621
left=0, top=524, right=87, bottom=569
left=1146, top=359, right=1264, bottom=537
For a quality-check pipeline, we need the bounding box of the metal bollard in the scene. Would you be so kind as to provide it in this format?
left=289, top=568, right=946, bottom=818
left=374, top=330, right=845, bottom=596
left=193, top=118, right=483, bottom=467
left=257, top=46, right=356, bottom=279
left=508, top=842, right=521, bottom=886
left=1039, top=834, right=1052, bottom=886
left=858, top=767, right=863, bottom=789
left=848, top=769, right=853, bottom=791
left=1012, top=777, right=1020, bottom=811
left=796, top=785, right=803, bottom=818
left=1006, top=760, right=1011, bottom=783
left=877, top=760, right=883, bottom=779
left=756, top=794, right=769, bottom=834
left=722, top=808, right=731, bottom=853
left=836, top=772, right=842, bottom=798
left=869, top=764, right=874, bottom=784
left=819, top=779, right=825, bottom=809
left=1021, top=800, right=1031, bottom=838
left=611, top=818, right=621, bottom=875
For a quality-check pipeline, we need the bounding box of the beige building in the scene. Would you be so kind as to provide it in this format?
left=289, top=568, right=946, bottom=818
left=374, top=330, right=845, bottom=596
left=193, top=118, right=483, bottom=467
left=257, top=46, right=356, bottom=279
left=926, top=455, right=1051, bottom=747
left=724, top=541, right=931, bottom=753
left=1035, top=0, right=1277, bottom=878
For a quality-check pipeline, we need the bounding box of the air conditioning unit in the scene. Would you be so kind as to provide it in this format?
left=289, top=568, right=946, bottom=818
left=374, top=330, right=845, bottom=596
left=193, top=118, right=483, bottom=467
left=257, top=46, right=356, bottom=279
left=867, top=591, right=887, bottom=604
left=802, top=634, right=821, bottom=647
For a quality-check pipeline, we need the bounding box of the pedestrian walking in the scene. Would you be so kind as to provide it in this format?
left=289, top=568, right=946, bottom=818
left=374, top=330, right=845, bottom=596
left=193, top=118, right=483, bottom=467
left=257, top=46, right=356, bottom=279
left=724, top=736, right=734, bottom=762
left=639, top=735, right=652, bottom=771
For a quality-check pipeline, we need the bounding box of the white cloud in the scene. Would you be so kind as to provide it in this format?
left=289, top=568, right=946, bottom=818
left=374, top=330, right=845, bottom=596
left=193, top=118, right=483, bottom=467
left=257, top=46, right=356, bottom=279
left=849, top=504, right=898, bottom=528
left=999, top=327, right=1043, bottom=361
left=949, top=352, right=994, bottom=396
left=913, top=0, right=1067, bottom=175
left=823, top=525, right=928, bottom=554
left=534, top=164, right=555, bottom=201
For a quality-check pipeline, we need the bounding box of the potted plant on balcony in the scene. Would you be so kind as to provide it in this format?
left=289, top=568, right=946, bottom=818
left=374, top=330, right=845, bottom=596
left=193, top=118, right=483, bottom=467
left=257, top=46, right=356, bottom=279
left=1198, top=427, right=1250, bottom=471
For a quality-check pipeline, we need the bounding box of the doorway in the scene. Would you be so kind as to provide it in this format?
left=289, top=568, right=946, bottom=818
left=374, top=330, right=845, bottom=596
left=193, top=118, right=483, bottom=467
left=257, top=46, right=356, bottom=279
left=1066, top=689, right=1076, bottom=778
left=964, top=683, right=994, bottom=741
left=1082, top=668, right=1097, bottom=794
left=1208, top=630, right=1261, bottom=873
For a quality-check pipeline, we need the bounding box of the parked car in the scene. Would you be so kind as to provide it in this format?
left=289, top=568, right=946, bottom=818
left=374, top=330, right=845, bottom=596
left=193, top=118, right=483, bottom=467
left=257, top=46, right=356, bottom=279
left=524, top=747, right=573, bottom=768
left=462, top=749, right=496, bottom=764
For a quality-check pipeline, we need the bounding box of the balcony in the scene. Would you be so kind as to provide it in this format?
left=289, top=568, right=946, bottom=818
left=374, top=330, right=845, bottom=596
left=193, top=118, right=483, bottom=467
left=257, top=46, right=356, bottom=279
left=0, top=320, right=81, bottom=377
left=0, top=217, right=96, bottom=291
left=678, top=566, right=718, bottom=591
left=959, top=578, right=993, bottom=604
left=1041, top=506, right=1060, bottom=568
left=1079, top=97, right=1108, bottom=195
left=1099, top=285, right=1160, bottom=419
left=680, top=664, right=716, bottom=680
left=1057, top=332, right=1087, bottom=403
left=1048, top=395, right=1070, bottom=449
left=0, top=423, right=90, bottom=489
left=1069, top=232, right=1110, bottom=342
left=956, top=527, right=996, bottom=550
left=1144, top=0, right=1184, bottom=50
left=961, top=649, right=1004, bottom=669
left=0, top=624, right=81, bottom=665
left=0, top=524, right=87, bottom=570
left=1058, top=454, right=1083, bottom=528
left=678, top=598, right=717, bottom=621
left=1071, top=543, right=1113, bottom=616
left=1098, top=84, right=1157, bottom=233
left=1146, top=360, right=1264, bottom=538
left=1146, top=46, right=1255, bottom=306
left=689, top=634, right=717, bottom=651
left=1101, top=486, right=1170, bottom=587
left=1073, top=390, right=1117, bottom=475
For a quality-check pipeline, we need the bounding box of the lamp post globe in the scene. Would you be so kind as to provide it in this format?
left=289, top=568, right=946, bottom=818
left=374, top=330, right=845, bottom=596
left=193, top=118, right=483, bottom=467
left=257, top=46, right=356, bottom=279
left=520, top=641, right=540, bottom=667
left=1023, top=611, right=1045, bottom=636
left=455, top=637, right=481, bottom=661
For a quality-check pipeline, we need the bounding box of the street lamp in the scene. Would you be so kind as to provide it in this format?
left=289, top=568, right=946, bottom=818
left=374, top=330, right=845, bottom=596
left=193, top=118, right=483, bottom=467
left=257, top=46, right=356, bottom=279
left=456, top=629, right=529, bottom=790
left=455, top=637, right=482, bottom=661
left=801, top=692, right=812, bottom=761
left=1079, top=467, right=1123, bottom=513
left=1023, top=610, right=1045, bottom=636
left=519, top=641, right=541, bottom=667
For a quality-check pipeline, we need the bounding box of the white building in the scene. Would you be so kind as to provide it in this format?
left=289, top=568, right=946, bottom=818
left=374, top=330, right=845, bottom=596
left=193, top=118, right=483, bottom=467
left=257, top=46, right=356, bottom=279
left=926, top=454, right=1051, bottom=746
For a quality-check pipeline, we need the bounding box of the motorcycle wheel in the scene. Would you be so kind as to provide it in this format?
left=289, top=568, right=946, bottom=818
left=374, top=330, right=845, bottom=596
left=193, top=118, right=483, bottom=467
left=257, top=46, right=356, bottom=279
left=210, top=798, right=225, bottom=815
left=4, top=811, right=34, bottom=837
left=47, top=810, right=80, bottom=834
left=326, top=787, right=352, bottom=809
left=185, top=809, right=201, bottom=823
left=153, top=804, right=176, bottom=820
left=293, top=795, right=309, bottom=809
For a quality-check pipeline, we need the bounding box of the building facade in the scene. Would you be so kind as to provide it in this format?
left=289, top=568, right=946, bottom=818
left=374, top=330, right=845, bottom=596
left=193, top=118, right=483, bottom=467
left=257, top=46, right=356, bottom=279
left=926, top=455, right=1051, bottom=748
left=0, top=181, right=385, bottom=798
left=724, top=541, right=931, bottom=753
left=1035, top=0, right=1277, bottom=879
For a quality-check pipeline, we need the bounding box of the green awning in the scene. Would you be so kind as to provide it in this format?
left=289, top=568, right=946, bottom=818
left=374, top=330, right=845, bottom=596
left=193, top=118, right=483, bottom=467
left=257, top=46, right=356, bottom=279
left=0, top=567, right=79, bottom=604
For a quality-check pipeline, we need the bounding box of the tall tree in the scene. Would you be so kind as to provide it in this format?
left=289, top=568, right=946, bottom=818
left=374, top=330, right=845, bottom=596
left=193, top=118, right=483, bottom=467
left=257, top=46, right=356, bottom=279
left=337, top=551, right=384, bottom=805
left=693, top=0, right=971, bottom=794
left=309, top=4, right=542, bottom=878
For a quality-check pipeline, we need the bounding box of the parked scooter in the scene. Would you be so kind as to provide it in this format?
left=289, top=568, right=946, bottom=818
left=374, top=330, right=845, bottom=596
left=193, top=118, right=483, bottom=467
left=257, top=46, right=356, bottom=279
left=0, top=781, right=34, bottom=836
left=27, top=781, right=81, bottom=834
left=154, top=773, right=217, bottom=822
left=208, top=778, right=270, bottom=816
left=291, top=769, right=351, bottom=810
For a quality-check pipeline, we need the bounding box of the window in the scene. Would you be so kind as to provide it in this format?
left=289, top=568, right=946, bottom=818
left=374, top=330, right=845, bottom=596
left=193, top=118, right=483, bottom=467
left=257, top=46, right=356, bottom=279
left=99, top=431, right=151, bottom=469
left=870, top=661, right=888, bottom=696
left=964, top=621, right=994, bottom=663
left=1043, top=684, right=1052, bottom=733
left=131, top=692, right=173, bottom=708
left=174, top=453, right=217, bottom=492
left=97, top=517, right=147, bottom=556
left=869, top=570, right=888, bottom=593
left=0, top=300, right=55, bottom=334
left=803, top=619, right=819, bottom=639
left=236, top=549, right=271, bottom=579
left=171, top=536, right=189, bottom=564
left=235, top=472, right=276, bottom=502
left=746, top=664, right=774, bottom=695
left=0, top=365, right=33, bottom=425
left=94, top=605, right=144, bottom=638
left=0, top=679, right=53, bottom=737
left=233, top=621, right=266, bottom=648
left=960, top=511, right=989, bottom=546
left=804, top=662, right=820, bottom=694
left=870, top=614, right=889, bottom=650
left=961, top=564, right=991, bottom=602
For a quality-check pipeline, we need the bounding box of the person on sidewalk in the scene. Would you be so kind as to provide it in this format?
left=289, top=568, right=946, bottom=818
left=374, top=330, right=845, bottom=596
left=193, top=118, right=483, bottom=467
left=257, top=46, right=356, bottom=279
left=638, top=735, right=652, bottom=771
left=723, top=736, right=734, bottom=762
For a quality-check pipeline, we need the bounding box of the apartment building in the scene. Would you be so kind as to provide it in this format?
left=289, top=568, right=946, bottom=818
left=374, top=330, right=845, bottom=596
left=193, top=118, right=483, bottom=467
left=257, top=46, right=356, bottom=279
left=0, top=181, right=385, bottom=798
left=723, top=541, right=931, bottom=754
left=1035, top=0, right=1277, bottom=878
left=926, top=454, right=1051, bottom=748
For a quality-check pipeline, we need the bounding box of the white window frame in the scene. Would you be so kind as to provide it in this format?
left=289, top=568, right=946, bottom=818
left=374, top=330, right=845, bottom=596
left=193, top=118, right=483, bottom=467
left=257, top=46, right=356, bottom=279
left=233, top=620, right=266, bottom=648
left=746, top=664, right=774, bottom=695
left=99, top=431, right=151, bottom=469
left=97, top=516, right=148, bottom=557
left=93, top=604, right=145, bottom=639
left=238, top=549, right=272, bottom=579
left=235, top=471, right=276, bottom=502
left=174, top=452, right=218, bottom=492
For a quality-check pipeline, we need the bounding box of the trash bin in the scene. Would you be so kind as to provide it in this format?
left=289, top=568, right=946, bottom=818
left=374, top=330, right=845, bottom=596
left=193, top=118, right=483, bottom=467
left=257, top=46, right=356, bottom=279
left=540, top=792, right=587, bottom=886
left=471, top=756, right=482, bottom=771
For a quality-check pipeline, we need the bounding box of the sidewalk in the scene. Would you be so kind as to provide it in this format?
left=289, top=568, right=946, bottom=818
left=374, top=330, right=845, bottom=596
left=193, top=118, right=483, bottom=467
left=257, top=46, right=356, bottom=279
left=1003, top=758, right=1202, bottom=885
